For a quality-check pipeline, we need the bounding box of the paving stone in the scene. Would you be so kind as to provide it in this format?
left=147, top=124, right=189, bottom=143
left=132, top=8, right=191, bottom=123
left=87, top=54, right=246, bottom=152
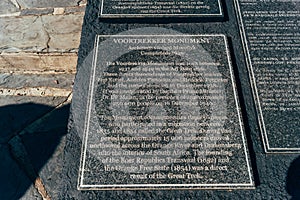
left=0, top=0, right=19, bottom=15
left=0, top=14, right=83, bottom=53
left=0, top=53, right=78, bottom=73
left=41, top=14, right=83, bottom=39
left=16, top=0, right=79, bottom=9
left=42, top=14, right=84, bottom=51
left=0, top=73, right=74, bottom=89
left=49, top=33, right=81, bottom=51
left=0, top=16, right=48, bottom=52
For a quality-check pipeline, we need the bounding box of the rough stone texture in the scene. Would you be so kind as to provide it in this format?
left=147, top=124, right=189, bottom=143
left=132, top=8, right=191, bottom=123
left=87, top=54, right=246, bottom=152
left=59, top=0, right=300, bottom=199
left=16, top=0, right=80, bottom=9
left=0, top=53, right=78, bottom=73
left=0, top=0, right=19, bottom=15
left=0, top=14, right=83, bottom=53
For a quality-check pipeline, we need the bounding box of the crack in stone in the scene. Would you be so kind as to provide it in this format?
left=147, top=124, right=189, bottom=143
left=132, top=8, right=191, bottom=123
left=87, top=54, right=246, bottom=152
left=9, top=0, right=21, bottom=9
left=32, top=15, right=39, bottom=23
left=40, top=16, right=51, bottom=52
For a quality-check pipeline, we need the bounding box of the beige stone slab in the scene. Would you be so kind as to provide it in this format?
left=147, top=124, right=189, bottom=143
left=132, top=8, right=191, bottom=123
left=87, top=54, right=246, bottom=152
left=0, top=87, right=71, bottom=97
left=53, top=8, right=65, bottom=15
left=0, top=53, right=77, bottom=73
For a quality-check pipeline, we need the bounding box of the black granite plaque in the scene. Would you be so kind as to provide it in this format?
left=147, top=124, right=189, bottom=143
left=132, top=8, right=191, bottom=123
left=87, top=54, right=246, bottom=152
left=99, top=0, right=223, bottom=18
left=78, top=32, right=254, bottom=190
left=235, top=0, right=300, bottom=153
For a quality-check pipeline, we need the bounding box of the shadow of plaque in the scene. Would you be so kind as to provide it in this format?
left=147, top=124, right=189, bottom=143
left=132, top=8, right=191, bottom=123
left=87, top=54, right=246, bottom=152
left=75, top=27, right=254, bottom=190
left=99, top=0, right=223, bottom=19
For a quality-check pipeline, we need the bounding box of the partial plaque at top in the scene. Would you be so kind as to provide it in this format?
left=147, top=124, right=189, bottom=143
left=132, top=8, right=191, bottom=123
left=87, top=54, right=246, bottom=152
left=78, top=30, right=254, bottom=190
left=99, top=0, right=223, bottom=18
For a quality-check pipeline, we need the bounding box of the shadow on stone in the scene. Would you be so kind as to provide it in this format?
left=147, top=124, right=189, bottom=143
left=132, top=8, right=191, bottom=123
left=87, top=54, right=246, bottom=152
left=286, top=156, right=300, bottom=200
left=0, top=103, right=70, bottom=199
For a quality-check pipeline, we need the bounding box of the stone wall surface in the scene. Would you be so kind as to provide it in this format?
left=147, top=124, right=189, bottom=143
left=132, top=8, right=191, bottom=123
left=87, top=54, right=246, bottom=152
left=0, top=14, right=83, bottom=53
left=0, top=0, right=85, bottom=199
left=0, top=0, right=86, bottom=72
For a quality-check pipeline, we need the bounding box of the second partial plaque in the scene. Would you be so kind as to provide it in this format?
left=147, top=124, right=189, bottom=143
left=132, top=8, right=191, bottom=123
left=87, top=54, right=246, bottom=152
left=100, top=0, right=223, bottom=18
